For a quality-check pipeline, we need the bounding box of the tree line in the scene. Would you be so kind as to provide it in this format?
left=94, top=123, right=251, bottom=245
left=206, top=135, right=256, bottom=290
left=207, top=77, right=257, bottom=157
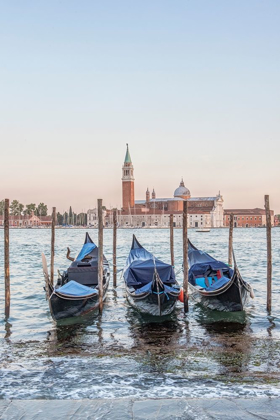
left=0, top=200, right=48, bottom=216
left=57, top=206, right=88, bottom=226
left=0, top=201, right=88, bottom=225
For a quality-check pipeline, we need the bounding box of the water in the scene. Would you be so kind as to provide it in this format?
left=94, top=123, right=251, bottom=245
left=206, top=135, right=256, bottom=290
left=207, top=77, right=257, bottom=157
left=0, top=227, right=279, bottom=399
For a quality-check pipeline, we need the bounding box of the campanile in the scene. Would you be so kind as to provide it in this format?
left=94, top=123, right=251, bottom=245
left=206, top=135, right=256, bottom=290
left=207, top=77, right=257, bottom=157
left=122, top=144, right=135, bottom=210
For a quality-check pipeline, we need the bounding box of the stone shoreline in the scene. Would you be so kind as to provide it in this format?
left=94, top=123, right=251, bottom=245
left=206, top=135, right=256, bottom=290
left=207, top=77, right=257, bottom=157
left=0, top=397, right=279, bottom=419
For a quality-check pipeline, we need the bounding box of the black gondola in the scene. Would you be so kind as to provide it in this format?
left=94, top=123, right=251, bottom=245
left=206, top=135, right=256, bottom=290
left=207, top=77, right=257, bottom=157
left=42, top=232, right=110, bottom=321
left=123, top=235, right=181, bottom=316
left=188, top=239, right=253, bottom=312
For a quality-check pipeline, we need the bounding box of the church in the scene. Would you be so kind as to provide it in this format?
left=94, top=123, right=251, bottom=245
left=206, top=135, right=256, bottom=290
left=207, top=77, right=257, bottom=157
left=116, top=145, right=224, bottom=228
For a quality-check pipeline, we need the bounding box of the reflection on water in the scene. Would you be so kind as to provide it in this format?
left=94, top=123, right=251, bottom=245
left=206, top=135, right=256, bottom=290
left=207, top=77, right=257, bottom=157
left=194, top=303, right=248, bottom=326
left=4, top=322, right=12, bottom=342
left=127, top=307, right=183, bottom=350
left=194, top=304, right=249, bottom=336
left=267, top=316, right=276, bottom=337
left=193, top=304, right=254, bottom=375
left=0, top=228, right=280, bottom=399
left=47, top=314, right=104, bottom=357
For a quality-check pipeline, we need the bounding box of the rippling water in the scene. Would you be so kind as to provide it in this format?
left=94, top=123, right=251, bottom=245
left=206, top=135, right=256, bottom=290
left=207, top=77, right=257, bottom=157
left=0, top=227, right=279, bottom=399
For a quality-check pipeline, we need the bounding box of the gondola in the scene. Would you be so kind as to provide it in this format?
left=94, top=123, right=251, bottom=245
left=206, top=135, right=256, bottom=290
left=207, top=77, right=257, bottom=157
left=42, top=232, right=110, bottom=321
left=123, top=235, right=181, bottom=316
left=188, top=239, right=253, bottom=311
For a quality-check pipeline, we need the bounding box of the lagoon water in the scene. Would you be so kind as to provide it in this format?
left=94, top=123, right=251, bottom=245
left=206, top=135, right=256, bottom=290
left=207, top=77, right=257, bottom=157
left=0, top=228, right=279, bottom=399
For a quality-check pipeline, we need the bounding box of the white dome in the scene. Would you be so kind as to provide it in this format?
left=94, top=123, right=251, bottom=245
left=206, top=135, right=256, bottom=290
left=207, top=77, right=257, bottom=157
left=174, top=179, right=190, bottom=197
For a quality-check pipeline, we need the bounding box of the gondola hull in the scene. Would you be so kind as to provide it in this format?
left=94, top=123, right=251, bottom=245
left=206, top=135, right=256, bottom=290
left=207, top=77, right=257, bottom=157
left=126, top=286, right=180, bottom=316
left=123, top=235, right=180, bottom=317
left=189, top=270, right=250, bottom=312
left=46, top=278, right=109, bottom=321
left=42, top=233, right=110, bottom=322
left=188, top=239, right=252, bottom=312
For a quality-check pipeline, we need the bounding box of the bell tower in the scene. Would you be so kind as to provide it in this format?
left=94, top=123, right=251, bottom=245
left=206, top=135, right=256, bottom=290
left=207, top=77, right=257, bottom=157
left=146, top=188, right=150, bottom=203
left=122, top=144, right=135, bottom=209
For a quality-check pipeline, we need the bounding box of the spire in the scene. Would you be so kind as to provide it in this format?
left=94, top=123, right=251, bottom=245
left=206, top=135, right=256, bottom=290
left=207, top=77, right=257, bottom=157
left=180, top=177, right=185, bottom=187
left=124, top=143, right=132, bottom=163
left=152, top=188, right=156, bottom=199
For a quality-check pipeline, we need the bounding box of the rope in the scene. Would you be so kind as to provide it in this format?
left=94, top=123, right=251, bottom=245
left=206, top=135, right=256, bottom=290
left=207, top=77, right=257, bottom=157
left=152, top=290, right=170, bottom=300
left=175, top=267, right=183, bottom=276
left=49, top=289, right=55, bottom=300
left=107, top=260, right=125, bottom=273
left=119, top=269, right=124, bottom=281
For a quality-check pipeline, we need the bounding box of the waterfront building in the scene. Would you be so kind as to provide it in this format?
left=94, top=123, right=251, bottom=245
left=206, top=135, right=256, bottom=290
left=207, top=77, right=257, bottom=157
left=106, top=145, right=224, bottom=228
left=223, top=208, right=275, bottom=228
left=87, top=207, right=106, bottom=227
left=0, top=213, right=52, bottom=227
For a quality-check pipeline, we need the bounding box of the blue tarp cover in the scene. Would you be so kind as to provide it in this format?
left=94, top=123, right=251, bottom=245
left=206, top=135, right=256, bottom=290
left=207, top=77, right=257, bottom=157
left=188, top=243, right=216, bottom=267
left=188, top=240, right=233, bottom=286
left=205, top=276, right=230, bottom=291
left=76, top=243, right=97, bottom=261
left=124, top=236, right=175, bottom=287
left=163, top=284, right=180, bottom=293
left=135, top=282, right=152, bottom=294
left=135, top=281, right=179, bottom=295
left=57, top=280, right=97, bottom=296
left=189, top=261, right=233, bottom=285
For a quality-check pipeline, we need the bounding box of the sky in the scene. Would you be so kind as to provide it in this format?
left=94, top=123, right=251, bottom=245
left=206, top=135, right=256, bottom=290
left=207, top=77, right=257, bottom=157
left=0, top=1, right=279, bottom=214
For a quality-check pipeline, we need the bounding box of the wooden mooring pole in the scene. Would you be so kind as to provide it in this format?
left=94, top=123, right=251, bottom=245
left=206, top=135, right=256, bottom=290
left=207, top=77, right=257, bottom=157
left=228, top=213, right=234, bottom=267
left=170, top=214, right=174, bottom=267
left=183, top=201, right=189, bottom=313
left=98, top=199, right=104, bottom=314
left=4, top=199, right=10, bottom=319
left=50, top=207, right=56, bottom=285
left=265, top=195, right=272, bottom=313
left=113, top=209, right=117, bottom=287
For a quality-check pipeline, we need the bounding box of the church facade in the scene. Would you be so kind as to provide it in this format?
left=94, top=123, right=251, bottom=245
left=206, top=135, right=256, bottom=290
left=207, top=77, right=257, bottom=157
left=113, top=145, right=224, bottom=228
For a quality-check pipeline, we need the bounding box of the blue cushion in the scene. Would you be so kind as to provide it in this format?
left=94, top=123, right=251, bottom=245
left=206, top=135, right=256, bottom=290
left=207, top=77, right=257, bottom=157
left=205, top=276, right=230, bottom=291
left=195, top=277, right=207, bottom=287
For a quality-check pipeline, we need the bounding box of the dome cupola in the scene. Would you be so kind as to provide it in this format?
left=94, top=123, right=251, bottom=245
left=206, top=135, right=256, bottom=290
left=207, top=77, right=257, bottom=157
left=174, top=179, right=190, bottom=199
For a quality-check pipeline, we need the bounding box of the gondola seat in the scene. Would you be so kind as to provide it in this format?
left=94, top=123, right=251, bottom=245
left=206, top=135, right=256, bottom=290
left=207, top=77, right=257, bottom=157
left=205, top=276, right=230, bottom=291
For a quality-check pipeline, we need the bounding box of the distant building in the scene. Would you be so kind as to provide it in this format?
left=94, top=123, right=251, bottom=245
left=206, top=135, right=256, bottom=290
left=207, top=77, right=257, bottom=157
left=0, top=213, right=52, bottom=227
left=223, top=209, right=275, bottom=228
left=106, top=144, right=224, bottom=228
left=87, top=208, right=106, bottom=227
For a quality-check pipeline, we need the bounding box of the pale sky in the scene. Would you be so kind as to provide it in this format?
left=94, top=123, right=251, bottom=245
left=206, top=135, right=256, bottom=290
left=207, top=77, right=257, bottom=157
left=1, top=1, right=279, bottom=213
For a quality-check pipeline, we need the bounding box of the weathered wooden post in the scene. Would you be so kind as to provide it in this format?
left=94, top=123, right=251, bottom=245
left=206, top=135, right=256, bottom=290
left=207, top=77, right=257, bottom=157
left=98, top=199, right=104, bottom=313
left=228, top=213, right=234, bottom=267
left=50, top=207, right=56, bottom=285
left=183, top=201, right=189, bottom=313
left=113, top=209, right=117, bottom=287
left=170, top=214, right=174, bottom=267
left=265, top=195, right=272, bottom=313
left=4, top=199, right=10, bottom=319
